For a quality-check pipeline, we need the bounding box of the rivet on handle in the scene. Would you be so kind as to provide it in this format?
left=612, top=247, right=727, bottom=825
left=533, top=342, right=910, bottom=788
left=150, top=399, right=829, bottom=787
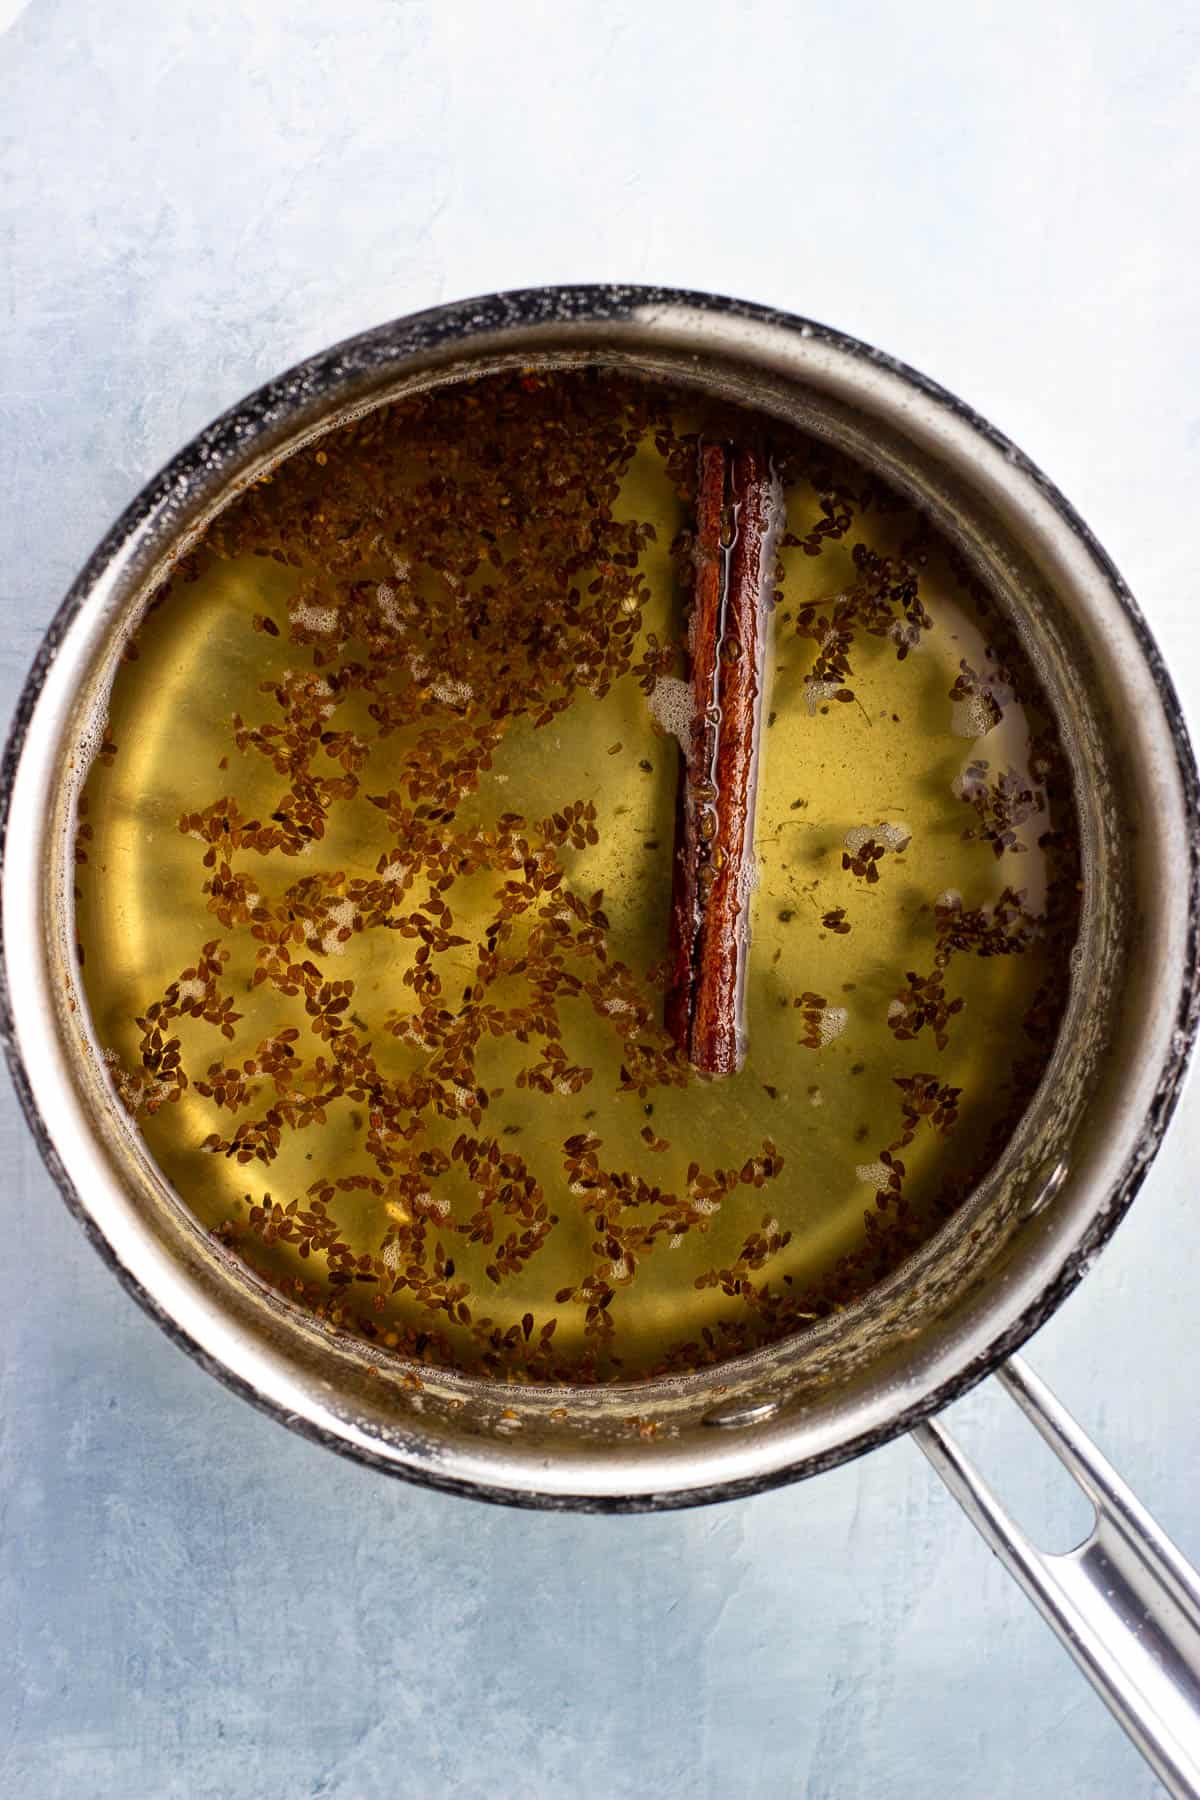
left=703, top=1394, right=782, bottom=1429
left=1020, top=1156, right=1068, bottom=1219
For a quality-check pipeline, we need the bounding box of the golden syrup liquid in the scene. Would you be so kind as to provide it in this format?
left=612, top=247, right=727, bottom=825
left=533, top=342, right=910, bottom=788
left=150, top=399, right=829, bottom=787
left=74, top=370, right=1077, bottom=1381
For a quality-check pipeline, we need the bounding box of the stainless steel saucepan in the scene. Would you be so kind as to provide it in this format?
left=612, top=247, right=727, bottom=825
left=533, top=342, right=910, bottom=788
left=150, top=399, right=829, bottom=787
left=3, top=287, right=1198, bottom=1792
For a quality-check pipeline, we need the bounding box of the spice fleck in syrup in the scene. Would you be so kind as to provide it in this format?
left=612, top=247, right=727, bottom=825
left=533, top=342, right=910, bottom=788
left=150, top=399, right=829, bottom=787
left=75, top=368, right=1080, bottom=1382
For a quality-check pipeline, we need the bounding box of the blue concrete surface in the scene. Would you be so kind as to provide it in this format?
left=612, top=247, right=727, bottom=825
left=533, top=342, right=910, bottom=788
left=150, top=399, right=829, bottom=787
left=2, top=3, right=1199, bottom=1794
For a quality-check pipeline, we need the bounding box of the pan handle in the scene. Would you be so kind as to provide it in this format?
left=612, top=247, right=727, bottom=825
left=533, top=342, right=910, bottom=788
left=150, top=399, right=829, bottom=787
left=913, top=1356, right=1200, bottom=1798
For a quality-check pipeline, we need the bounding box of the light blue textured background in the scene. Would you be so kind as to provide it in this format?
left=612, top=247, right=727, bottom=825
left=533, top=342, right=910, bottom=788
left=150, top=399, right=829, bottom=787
left=2, top=4, right=1199, bottom=1795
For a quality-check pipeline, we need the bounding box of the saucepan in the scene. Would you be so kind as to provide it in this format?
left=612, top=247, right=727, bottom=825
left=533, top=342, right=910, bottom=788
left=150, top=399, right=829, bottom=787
left=3, top=287, right=1199, bottom=1792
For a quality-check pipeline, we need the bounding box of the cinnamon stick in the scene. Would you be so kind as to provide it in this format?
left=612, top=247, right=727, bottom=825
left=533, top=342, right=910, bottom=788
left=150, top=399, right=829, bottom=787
left=664, top=443, right=726, bottom=1053
left=665, top=442, right=780, bottom=1074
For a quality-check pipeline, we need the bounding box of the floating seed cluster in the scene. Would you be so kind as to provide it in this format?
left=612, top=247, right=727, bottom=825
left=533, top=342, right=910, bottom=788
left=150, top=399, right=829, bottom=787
left=75, top=367, right=1080, bottom=1383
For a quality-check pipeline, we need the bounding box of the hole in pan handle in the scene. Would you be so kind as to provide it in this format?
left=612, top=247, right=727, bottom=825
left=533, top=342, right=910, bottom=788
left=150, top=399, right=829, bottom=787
left=914, top=1357, right=1200, bottom=1798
